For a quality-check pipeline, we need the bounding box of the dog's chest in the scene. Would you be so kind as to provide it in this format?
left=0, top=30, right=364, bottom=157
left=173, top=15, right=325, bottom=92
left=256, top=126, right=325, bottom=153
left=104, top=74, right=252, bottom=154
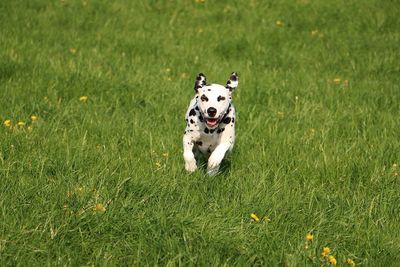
left=196, top=130, right=223, bottom=154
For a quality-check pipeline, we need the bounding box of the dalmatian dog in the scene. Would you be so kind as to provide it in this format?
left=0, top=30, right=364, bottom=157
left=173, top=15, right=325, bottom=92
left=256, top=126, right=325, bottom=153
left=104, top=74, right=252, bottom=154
left=183, top=72, right=239, bottom=175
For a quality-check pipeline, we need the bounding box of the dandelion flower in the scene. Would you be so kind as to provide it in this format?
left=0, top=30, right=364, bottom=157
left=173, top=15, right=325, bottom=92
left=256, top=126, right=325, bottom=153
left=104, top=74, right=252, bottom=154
left=79, top=96, right=88, bottom=102
left=93, top=203, right=106, bottom=213
left=27, top=126, right=33, bottom=132
left=17, top=121, right=25, bottom=127
left=333, top=78, right=341, bottom=84
left=346, top=258, right=356, bottom=267
left=276, top=20, right=283, bottom=27
left=155, top=162, right=162, bottom=168
left=162, top=152, right=169, bottom=157
left=31, top=115, right=38, bottom=122
left=328, top=255, right=337, bottom=266
left=306, top=233, right=314, bottom=241
left=4, top=119, right=11, bottom=127
left=321, top=247, right=331, bottom=257
left=250, top=213, right=260, bottom=222
left=311, top=29, right=319, bottom=36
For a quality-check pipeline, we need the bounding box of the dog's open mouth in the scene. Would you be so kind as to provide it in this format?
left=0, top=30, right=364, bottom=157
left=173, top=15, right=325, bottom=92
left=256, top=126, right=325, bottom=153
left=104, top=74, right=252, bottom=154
left=205, top=118, right=219, bottom=128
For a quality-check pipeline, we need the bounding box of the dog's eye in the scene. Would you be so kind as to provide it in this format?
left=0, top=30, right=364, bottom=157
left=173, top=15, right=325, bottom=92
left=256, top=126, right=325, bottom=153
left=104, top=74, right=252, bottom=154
left=201, top=95, right=208, bottom=102
left=217, top=96, right=226, bottom=102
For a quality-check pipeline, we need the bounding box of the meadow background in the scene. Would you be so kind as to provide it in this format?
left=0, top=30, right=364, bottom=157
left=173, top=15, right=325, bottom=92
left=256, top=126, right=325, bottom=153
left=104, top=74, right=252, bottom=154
left=1, top=0, right=399, bottom=266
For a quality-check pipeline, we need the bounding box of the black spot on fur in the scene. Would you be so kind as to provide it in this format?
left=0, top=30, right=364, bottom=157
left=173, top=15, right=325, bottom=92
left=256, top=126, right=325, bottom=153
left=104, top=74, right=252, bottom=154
left=208, top=88, right=211, bottom=91
left=204, top=128, right=209, bottom=134
left=207, top=148, right=211, bottom=153
left=232, top=118, right=235, bottom=123
left=223, top=117, right=231, bottom=124
left=217, top=95, right=226, bottom=102
left=230, top=74, right=238, bottom=81
left=196, top=141, right=203, bottom=146
left=195, top=106, right=199, bottom=111
left=189, top=109, right=196, bottom=116
left=190, top=119, right=194, bottom=124
left=217, top=128, right=225, bottom=134
left=199, top=115, right=204, bottom=122
left=210, top=129, right=215, bottom=134
left=201, top=94, right=209, bottom=102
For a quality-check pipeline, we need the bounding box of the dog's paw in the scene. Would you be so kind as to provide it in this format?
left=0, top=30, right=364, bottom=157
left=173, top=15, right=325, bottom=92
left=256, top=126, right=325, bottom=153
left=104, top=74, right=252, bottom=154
left=185, top=159, right=197, bottom=173
left=207, top=166, right=219, bottom=176
left=207, top=152, right=224, bottom=175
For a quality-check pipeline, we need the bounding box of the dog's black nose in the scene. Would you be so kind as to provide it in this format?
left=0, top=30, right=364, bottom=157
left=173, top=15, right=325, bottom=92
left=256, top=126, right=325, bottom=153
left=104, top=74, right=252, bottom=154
left=207, top=107, right=217, bottom=117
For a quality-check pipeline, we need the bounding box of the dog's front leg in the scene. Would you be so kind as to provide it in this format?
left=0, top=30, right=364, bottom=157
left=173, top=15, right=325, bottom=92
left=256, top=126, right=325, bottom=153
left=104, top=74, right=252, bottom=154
left=183, top=135, right=197, bottom=172
left=207, top=143, right=230, bottom=176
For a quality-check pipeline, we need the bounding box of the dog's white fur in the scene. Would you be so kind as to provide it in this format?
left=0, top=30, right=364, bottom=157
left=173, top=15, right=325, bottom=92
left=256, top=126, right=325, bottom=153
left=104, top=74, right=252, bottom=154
left=183, top=72, right=238, bottom=175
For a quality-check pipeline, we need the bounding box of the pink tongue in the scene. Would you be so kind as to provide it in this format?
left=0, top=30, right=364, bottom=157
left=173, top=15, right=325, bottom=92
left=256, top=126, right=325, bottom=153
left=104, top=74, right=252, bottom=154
left=207, top=119, right=218, bottom=127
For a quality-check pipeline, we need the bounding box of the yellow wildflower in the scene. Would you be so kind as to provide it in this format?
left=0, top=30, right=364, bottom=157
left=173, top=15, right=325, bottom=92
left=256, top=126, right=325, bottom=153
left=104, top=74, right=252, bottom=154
left=27, top=126, right=33, bottom=132
left=30, top=115, right=38, bottom=122
left=250, top=213, right=260, bottom=222
left=79, top=96, right=88, bottom=102
left=321, top=247, right=331, bottom=257
left=165, top=67, right=171, bottom=73
left=69, top=48, right=77, bottom=54
left=328, top=255, right=337, bottom=265
left=4, top=119, right=11, bottom=127
left=155, top=162, right=162, bottom=168
left=276, top=111, right=284, bottom=118
left=93, top=203, right=106, bottom=213
left=276, top=20, right=284, bottom=27
left=17, top=121, right=25, bottom=127
left=162, top=152, right=169, bottom=158
left=333, top=78, right=341, bottom=84
left=306, top=233, right=314, bottom=241
left=311, top=29, right=319, bottom=36
left=346, top=258, right=356, bottom=267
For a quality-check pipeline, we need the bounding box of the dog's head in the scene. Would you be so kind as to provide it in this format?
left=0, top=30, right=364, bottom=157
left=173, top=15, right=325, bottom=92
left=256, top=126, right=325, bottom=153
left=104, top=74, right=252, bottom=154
left=194, top=72, right=238, bottom=129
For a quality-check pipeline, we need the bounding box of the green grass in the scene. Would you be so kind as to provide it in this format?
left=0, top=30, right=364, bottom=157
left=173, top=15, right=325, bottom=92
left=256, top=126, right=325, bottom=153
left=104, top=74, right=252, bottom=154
left=1, top=0, right=400, bottom=265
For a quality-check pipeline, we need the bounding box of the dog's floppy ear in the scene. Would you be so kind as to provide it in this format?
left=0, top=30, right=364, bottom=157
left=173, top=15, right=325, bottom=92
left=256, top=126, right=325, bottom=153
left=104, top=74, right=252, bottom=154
left=226, top=72, right=239, bottom=92
left=194, top=73, right=207, bottom=93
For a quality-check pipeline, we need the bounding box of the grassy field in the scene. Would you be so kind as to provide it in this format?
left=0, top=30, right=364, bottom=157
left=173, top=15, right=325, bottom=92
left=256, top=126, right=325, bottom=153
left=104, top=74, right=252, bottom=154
left=1, top=0, right=400, bottom=265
